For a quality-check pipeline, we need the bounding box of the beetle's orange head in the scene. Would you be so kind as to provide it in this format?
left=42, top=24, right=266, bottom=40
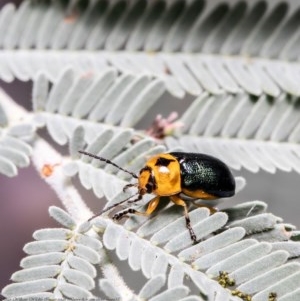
left=138, top=153, right=181, bottom=196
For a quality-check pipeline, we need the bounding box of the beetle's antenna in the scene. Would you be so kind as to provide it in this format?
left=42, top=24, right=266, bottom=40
left=79, top=150, right=138, bottom=179
left=88, top=192, right=140, bottom=221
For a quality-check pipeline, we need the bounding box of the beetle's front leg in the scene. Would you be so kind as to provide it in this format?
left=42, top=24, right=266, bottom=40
left=122, top=183, right=137, bottom=192
left=113, top=196, right=160, bottom=221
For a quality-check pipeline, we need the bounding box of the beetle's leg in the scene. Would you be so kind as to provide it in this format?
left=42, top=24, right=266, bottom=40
left=170, top=195, right=197, bottom=244
left=113, top=196, right=160, bottom=221
left=88, top=192, right=140, bottom=221
left=190, top=200, right=218, bottom=214
left=122, top=183, right=137, bottom=192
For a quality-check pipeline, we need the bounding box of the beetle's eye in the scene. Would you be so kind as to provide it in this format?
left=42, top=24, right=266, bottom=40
left=145, top=183, right=153, bottom=193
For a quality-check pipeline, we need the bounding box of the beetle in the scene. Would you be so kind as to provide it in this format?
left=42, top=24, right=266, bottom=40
left=79, top=151, right=235, bottom=244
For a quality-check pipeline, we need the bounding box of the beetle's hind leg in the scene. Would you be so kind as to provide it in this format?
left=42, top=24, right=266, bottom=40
left=170, top=195, right=197, bottom=244
left=113, top=196, right=160, bottom=221
left=190, top=200, right=218, bottom=214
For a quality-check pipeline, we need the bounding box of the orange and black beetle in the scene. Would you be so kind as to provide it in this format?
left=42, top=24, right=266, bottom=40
left=79, top=151, right=235, bottom=244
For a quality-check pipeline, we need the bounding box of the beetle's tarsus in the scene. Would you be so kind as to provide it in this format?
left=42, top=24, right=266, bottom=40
left=187, top=221, right=198, bottom=244
left=123, top=183, right=136, bottom=192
